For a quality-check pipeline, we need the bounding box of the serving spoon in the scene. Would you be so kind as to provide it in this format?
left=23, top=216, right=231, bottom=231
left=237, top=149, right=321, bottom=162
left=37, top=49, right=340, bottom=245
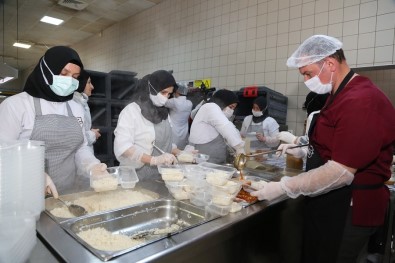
left=58, top=198, right=88, bottom=217
left=233, top=144, right=308, bottom=170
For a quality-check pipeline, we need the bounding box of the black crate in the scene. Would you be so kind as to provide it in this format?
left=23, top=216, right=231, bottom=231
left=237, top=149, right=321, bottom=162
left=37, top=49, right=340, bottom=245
left=234, top=86, right=288, bottom=125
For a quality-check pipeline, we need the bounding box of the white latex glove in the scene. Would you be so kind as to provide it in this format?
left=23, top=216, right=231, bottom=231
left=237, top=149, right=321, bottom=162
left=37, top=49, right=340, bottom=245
left=89, top=163, right=108, bottom=178
left=45, top=173, right=59, bottom=199
left=150, top=153, right=178, bottom=166
left=280, top=160, right=354, bottom=198
left=251, top=180, right=268, bottom=190
left=277, top=131, right=297, bottom=144
left=276, top=144, right=307, bottom=159
left=250, top=181, right=286, bottom=201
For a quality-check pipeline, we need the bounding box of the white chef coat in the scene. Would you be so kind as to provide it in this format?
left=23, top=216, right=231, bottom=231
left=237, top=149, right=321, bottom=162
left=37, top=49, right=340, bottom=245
left=113, top=102, right=157, bottom=169
left=0, top=92, right=99, bottom=172
left=166, top=96, right=192, bottom=149
left=73, top=92, right=96, bottom=152
left=189, top=102, right=243, bottom=148
left=240, top=115, right=280, bottom=148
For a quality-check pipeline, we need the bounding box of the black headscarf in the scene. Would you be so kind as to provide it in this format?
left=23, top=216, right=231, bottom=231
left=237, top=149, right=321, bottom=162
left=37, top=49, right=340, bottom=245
left=209, top=89, right=238, bottom=110
left=303, top=92, right=329, bottom=115
left=77, top=70, right=90, bottom=93
left=131, top=70, right=176, bottom=124
left=24, top=46, right=83, bottom=102
left=252, top=96, right=268, bottom=123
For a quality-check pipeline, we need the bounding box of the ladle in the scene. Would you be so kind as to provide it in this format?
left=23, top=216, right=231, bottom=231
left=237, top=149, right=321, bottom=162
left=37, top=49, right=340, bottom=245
left=58, top=198, right=88, bottom=217
left=152, top=141, right=165, bottom=154
left=234, top=144, right=308, bottom=170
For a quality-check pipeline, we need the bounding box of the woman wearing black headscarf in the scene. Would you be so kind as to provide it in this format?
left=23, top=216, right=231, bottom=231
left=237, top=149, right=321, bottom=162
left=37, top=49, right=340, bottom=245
left=114, top=70, right=179, bottom=180
left=189, top=89, right=245, bottom=164
left=0, top=46, right=106, bottom=197
left=240, top=96, right=280, bottom=152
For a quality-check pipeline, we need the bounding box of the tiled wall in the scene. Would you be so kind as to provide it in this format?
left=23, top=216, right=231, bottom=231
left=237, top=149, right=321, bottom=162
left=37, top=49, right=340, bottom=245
left=356, top=68, right=395, bottom=106
left=73, top=0, right=395, bottom=136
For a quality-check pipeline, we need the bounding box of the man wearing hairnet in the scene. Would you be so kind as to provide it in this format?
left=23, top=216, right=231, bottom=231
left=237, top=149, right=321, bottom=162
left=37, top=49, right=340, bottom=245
left=251, top=35, right=395, bottom=262
left=165, top=83, right=193, bottom=149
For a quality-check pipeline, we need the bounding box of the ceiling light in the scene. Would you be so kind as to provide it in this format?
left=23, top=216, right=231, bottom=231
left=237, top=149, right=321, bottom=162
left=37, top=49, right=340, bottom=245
left=13, top=42, right=31, bottom=49
left=40, top=16, right=64, bottom=26
left=0, top=64, right=18, bottom=85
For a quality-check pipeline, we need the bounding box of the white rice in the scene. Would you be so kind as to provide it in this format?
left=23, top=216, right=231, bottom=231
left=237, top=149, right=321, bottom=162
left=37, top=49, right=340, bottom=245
left=77, top=227, right=143, bottom=251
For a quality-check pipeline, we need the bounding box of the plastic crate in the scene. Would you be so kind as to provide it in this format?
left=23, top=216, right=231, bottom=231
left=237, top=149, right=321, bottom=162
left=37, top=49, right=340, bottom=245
left=234, top=86, right=288, bottom=125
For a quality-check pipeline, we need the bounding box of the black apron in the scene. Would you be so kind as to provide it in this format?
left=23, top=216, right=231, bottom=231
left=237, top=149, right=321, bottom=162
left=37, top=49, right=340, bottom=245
left=302, top=70, right=355, bottom=263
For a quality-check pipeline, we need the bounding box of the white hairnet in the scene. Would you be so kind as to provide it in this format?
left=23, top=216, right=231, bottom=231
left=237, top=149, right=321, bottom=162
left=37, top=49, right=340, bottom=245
left=176, top=84, right=189, bottom=95
left=286, top=35, right=343, bottom=68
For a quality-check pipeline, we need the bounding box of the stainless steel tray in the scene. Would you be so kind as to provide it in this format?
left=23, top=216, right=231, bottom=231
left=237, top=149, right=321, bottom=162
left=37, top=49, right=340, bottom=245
left=60, top=199, right=219, bottom=261
left=45, top=186, right=160, bottom=223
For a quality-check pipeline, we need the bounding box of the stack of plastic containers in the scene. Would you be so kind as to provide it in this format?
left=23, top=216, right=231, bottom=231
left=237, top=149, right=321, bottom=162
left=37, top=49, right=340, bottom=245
left=0, top=140, right=45, bottom=263
left=198, top=162, right=241, bottom=216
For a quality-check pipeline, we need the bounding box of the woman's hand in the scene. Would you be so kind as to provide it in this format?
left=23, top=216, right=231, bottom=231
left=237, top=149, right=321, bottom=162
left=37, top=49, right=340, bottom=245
left=256, top=133, right=266, bottom=142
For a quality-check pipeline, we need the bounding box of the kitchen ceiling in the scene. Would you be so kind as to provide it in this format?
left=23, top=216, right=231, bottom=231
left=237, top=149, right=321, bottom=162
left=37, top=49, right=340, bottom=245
left=0, top=0, right=164, bottom=71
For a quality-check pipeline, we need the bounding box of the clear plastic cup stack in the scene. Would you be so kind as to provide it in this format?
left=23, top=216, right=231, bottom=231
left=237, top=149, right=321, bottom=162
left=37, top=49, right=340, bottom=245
left=0, top=140, right=45, bottom=263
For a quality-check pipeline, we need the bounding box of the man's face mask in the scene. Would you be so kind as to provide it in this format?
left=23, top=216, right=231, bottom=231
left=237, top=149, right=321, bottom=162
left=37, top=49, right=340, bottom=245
left=148, top=81, right=168, bottom=107
left=40, top=58, right=79, bottom=96
left=304, top=63, right=333, bottom=94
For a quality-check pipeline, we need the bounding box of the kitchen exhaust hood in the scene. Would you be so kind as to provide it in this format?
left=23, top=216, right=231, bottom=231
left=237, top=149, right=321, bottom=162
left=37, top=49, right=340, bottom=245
left=0, top=63, right=18, bottom=84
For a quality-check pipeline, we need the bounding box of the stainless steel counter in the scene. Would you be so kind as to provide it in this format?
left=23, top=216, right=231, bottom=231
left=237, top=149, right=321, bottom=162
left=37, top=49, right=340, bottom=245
left=33, top=168, right=298, bottom=263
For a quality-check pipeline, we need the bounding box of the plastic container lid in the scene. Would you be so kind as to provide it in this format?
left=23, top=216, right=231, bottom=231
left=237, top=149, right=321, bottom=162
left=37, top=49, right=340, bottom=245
left=198, top=162, right=236, bottom=177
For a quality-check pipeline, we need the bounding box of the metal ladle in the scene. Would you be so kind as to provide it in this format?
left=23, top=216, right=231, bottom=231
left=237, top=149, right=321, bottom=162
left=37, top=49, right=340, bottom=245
left=233, top=144, right=308, bottom=170
left=58, top=198, right=88, bottom=217
left=152, top=141, right=165, bottom=154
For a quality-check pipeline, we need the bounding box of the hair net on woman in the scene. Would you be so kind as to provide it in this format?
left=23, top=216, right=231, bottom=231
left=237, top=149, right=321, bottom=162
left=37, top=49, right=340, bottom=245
left=286, top=35, right=343, bottom=68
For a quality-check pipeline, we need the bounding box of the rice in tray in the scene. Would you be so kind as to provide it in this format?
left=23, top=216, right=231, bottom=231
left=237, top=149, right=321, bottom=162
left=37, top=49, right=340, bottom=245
left=49, top=207, right=75, bottom=218
left=73, top=191, right=156, bottom=213
left=77, top=227, right=144, bottom=251
left=49, top=190, right=157, bottom=217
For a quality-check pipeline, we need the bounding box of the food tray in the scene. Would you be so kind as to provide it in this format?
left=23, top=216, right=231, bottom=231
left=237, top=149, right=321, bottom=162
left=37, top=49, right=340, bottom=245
left=45, top=187, right=159, bottom=223
left=60, top=200, right=219, bottom=261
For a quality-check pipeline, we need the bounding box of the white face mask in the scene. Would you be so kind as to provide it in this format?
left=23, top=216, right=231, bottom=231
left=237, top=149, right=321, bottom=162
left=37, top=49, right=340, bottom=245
left=223, top=107, right=234, bottom=119
left=150, top=93, right=168, bottom=107
left=252, top=110, right=263, bottom=117
left=304, top=63, right=333, bottom=94
left=148, top=81, right=168, bottom=106
left=40, top=58, right=79, bottom=96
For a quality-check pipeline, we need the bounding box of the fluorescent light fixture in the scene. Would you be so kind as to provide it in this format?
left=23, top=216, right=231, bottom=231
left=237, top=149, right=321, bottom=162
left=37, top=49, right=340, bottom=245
left=13, top=42, right=32, bottom=49
left=0, top=64, right=18, bottom=85
left=40, top=15, right=64, bottom=26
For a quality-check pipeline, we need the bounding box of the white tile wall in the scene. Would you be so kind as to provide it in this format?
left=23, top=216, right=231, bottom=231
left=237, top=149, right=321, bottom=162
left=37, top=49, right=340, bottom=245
left=73, top=0, right=395, bottom=136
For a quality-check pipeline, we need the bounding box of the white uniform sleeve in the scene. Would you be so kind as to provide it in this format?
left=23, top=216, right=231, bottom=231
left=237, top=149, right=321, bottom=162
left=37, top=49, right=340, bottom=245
left=86, top=130, right=97, bottom=146
left=114, top=104, right=151, bottom=168
left=0, top=95, right=27, bottom=141
left=280, top=160, right=354, bottom=198
left=72, top=102, right=100, bottom=176
left=262, top=117, right=280, bottom=147
left=165, top=98, right=176, bottom=109
left=239, top=115, right=252, bottom=137
left=207, top=105, right=244, bottom=148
